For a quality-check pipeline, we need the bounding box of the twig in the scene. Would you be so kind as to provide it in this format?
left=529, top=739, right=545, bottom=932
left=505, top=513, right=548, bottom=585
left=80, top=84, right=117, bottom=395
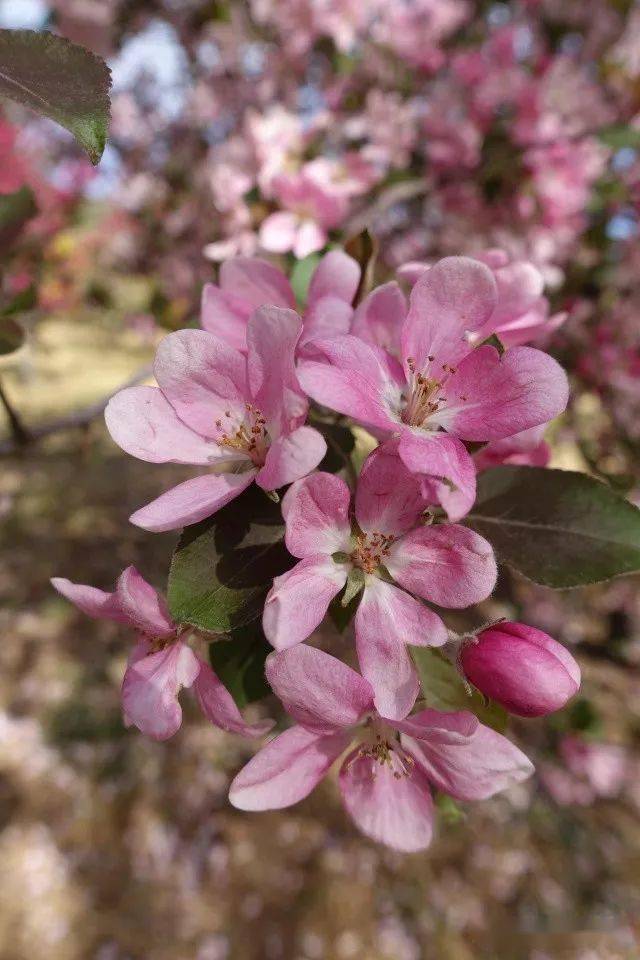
left=0, top=364, right=153, bottom=455
left=0, top=376, right=30, bottom=447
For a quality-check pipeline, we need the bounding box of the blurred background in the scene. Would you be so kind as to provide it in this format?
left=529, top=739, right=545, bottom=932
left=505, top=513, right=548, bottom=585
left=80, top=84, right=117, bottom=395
left=1, top=0, right=640, bottom=957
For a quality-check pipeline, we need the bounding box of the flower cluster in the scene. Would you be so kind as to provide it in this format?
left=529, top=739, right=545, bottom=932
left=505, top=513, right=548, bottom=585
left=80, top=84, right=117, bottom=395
left=53, top=247, right=581, bottom=852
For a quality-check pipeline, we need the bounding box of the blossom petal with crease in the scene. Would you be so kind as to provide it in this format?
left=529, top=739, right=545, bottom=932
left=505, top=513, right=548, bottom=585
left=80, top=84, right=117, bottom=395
left=129, top=471, right=255, bottom=533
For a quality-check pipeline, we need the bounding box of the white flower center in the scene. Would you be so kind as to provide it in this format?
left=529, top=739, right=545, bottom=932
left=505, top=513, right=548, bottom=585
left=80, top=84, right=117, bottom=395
left=215, top=403, right=270, bottom=465
left=350, top=530, right=395, bottom=574
left=401, top=357, right=461, bottom=429
left=352, top=718, right=415, bottom=781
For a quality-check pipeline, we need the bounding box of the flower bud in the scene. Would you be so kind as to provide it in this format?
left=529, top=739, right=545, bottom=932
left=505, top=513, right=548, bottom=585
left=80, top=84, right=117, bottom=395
left=460, top=622, right=580, bottom=718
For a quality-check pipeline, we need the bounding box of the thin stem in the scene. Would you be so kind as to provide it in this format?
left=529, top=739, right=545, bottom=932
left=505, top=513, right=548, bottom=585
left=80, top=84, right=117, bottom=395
left=0, top=377, right=30, bottom=447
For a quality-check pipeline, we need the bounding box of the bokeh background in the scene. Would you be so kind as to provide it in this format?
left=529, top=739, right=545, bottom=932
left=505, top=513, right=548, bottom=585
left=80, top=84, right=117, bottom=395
left=2, top=1, right=640, bottom=958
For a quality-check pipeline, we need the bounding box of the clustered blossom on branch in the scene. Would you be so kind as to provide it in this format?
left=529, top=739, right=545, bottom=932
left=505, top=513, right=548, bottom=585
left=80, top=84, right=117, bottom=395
left=53, top=247, right=583, bottom=851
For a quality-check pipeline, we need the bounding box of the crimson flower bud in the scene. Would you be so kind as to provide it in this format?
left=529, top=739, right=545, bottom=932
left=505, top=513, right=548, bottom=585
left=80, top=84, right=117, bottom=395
left=460, top=622, right=581, bottom=718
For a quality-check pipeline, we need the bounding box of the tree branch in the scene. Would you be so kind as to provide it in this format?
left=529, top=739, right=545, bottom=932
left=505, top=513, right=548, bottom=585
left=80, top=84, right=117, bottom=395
left=0, top=364, right=152, bottom=455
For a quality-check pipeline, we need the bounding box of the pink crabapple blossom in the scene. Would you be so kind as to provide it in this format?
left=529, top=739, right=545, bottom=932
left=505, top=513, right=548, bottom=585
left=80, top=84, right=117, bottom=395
left=458, top=621, right=581, bottom=718
left=263, top=445, right=497, bottom=719
left=105, top=306, right=327, bottom=532
left=298, top=256, right=569, bottom=520
left=397, top=248, right=567, bottom=349
left=259, top=165, right=350, bottom=259
left=229, top=645, right=534, bottom=853
left=51, top=567, right=273, bottom=742
left=200, top=248, right=360, bottom=354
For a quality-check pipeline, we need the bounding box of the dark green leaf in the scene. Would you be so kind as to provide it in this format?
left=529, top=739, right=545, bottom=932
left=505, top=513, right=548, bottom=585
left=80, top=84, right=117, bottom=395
left=345, top=228, right=377, bottom=306
left=208, top=620, right=272, bottom=708
left=479, top=333, right=505, bottom=355
left=0, top=317, right=26, bottom=355
left=411, top=647, right=508, bottom=732
left=465, top=466, right=640, bottom=588
left=168, top=482, right=293, bottom=632
left=0, top=186, right=37, bottom=246
left=290, top=253, right=321, bottom=307
left=329, top=585, right=361, bottom=633
left=1, top=284, right=36, bottom=316
left=0, top=29, right=111, bottom=164
left=315, top=419, right=356, bottom=476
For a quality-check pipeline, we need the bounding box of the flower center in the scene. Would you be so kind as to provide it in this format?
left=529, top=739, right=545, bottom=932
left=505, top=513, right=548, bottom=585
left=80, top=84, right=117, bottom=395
left=353, top=719, right=415, bottom=781
left=148, top=633, right=177, bottom=653
left=215, top=403, right=269, bottom=465
left=401, top=357, right=457, bottom=428
left=350, top=530, right=395, bottom=574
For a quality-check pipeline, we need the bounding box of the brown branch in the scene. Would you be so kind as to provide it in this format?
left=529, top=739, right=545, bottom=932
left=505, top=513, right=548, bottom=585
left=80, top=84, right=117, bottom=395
left=0, top=376, right=30, bottom=447
left=0, top=364, right=153, bottom=455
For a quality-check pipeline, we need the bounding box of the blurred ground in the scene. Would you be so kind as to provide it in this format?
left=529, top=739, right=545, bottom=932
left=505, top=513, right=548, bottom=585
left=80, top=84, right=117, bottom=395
left=1, top=313, right=640, bottom=960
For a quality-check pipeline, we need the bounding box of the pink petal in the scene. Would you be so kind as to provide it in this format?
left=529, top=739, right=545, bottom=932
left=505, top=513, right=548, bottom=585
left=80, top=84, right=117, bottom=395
left=339, top=749, right=434, bottom=852
left=402, top=256, right=497, bottom=373
left=437, top=345, right=569, bottom=441
left=351, top=282, right=407, bottom=356
left=265, top=645, right=374, bottom=734
left=307, top=249, right=360, bottom=306
left=229, top=724, right=350, bottom=810
left=256, top=425, right=326, bottom=491
left=129, top=470, right=255, bottom=533
left=396, top=261, right=429, bottom=286
left=246, top=306, right=307, bottom=432
left=355, top=579, right=441, bottom=720
left=396, top=431, right=477, bottom=521
left=297, top=335, right=400, bottom=433
left=262, top=556, right=347, bottom=649
left=51, top=578, right=129, bottom=624
left=193, top=659, right=274, bottom=736
left=492, top=260, right=544, bottom=326
left=200, top=283, right=250, bottom=352
left=105, top=386, right=228, bottom=465
left=121, top=641, right=200, bottom=741
left=259, top=211, right=299, bottom=253
left=387, top=524, right=497, bottom=608
left=154, top=329, right=248, bottom=440
left=294, top=219, right=326, bottom=259
left=407, top=722, right=534, bottom=800
left=355, top=444, right=427, bottom=536
left=219, top=256, right=295, bottom=311
left=392, top=708, right=479, bottom=745
left=300, top=295, right=353, bottom=349
left=115, top=566, right=175, bottom=636
left=281, top=472, right=352, bottom=559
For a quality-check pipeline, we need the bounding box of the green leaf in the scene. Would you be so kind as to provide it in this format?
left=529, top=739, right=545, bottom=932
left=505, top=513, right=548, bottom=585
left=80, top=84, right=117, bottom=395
left=290, top=253, right=321, bottom=307
left=479, top=333, right=505, bottom=356
left=208, top=620, right=272, bottom=708
left=0, top=317, right=26, bottom=355
left=168, top=482, right=293, bottom=632
left=314, top=419, right=357, bottom=476
left=1, top=284, right=36, bottom=316
left=345, top=228, right=377, bottom=306
left=411, top=647, right=508, bottom=732
left=0, top=186, right=37, bottom=246
left=597, top=125, right=640, bottom=150
left=0, top=29, right=111, bottom=164
left=465, top=466, right=640, bottom=588
left=329, top=585, right=361, bottom=633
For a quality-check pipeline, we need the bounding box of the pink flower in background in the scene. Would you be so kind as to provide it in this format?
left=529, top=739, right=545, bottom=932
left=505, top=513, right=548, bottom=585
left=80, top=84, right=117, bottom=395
left=259, top=165, right=350, bottom=258
left=230, top=645, right=533, bottom=852
left=474, top=424, right=551, bottom=471
left=200, top=249, right=360, bottom=353
left=263, top=447, right=497, bottom=718
left=521, top=138, right=609, bottom=229
left=52, top=567, right=272, bottom=741
left=299, top=256, right=569, bottom=519
left=105, top=308, right=326, bottom=532
left=459, top=622, right=581, bottom=717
